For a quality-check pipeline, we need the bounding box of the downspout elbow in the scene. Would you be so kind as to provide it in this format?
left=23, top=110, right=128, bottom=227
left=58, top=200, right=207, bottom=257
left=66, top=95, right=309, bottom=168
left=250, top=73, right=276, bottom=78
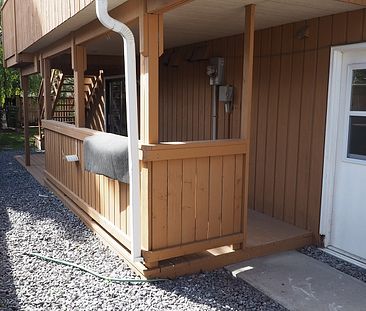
left=96, top=0, right=135, bottom=43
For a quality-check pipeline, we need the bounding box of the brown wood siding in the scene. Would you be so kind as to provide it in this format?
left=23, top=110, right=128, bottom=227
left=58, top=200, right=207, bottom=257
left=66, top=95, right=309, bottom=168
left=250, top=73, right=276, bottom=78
left=251, top=8, right=366, bottom=238
left=2, top=0, right=93, bottom=57
left=159, top=34, right=244, bottom=142
left=159, top=8, right=366, bottom=236
left=2, top=0, right=16, bottom=59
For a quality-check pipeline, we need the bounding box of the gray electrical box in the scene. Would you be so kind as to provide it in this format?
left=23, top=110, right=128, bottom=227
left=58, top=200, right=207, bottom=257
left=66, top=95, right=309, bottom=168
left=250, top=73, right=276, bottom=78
left=219, top=85, right=234, bottom=102
left=219, top=85, right=234, bottom=113
left=207, top=57, right=224, bottom=86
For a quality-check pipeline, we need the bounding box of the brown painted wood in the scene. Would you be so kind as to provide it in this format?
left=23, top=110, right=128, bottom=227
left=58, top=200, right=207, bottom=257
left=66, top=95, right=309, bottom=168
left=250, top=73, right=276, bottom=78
left=72, top=44, right=87, bottom=127
left=273, top=25, right=292, bottom=221
left=21, top=76, right=30, bottom=166
left=140, top=13, right=160, bottom=144
left=195, top=157, right=210, bottom=240
left=43, top=127, right=132, bottom=252
left=167, top=159, right=183, bottom=246
left=151, top=160, right=168, bottom=249
left=332, top=12, right=348, bottom=45
left=347, top=10, right=364, bottom=43
left=181, top=158, right=196, bottom=243
left=147, top=0, right=193, bottom=13
left=248, top=8, right=366, bottom=237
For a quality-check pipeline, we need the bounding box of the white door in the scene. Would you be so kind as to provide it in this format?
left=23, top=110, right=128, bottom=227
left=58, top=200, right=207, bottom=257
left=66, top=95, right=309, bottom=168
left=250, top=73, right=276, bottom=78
left=325, top=49, right=366, bottom=264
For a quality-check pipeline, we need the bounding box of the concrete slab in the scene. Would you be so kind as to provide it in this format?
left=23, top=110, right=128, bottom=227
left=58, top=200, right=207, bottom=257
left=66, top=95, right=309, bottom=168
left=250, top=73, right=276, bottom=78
left=226, top=251, right=366, bottom=311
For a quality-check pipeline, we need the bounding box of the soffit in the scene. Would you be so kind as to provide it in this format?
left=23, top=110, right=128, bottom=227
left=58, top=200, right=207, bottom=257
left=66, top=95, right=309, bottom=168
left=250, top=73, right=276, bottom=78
left=164, top=0, right=364, bottom=48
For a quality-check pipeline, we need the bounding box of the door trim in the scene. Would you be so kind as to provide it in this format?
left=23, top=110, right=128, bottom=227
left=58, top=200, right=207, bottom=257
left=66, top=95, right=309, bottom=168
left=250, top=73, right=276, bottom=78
left=320, top=42, right=366, bottom=247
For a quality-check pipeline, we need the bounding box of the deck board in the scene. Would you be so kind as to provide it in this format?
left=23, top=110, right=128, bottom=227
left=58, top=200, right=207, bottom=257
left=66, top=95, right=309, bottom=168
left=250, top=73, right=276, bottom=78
left=16, top=152, right=312, bottom=278
left=15, top=153, right=45, bottom=186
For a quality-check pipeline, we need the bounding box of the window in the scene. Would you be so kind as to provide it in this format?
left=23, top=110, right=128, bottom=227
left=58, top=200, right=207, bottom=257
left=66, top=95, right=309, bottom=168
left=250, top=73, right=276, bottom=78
left=347, top=69, right=366, bottom=160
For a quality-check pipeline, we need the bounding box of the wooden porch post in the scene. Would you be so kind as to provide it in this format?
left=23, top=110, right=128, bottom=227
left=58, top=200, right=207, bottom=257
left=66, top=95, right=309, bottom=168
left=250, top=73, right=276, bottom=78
left=139, top=12, right=163, bottom=144
left=42, top=58, right=52, bottom=120
left=21, top=75, right=30, bottom=166
left=139, top=5, right=163, bottom=267
left=241, top=4, right=256, bottom=248
left=72, top=42, right=87, bottom=127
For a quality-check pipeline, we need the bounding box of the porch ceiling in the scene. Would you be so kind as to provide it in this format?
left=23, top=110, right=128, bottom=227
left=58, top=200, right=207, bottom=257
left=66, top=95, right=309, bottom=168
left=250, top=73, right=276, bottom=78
left=164, top=0, right=364, bottom=49
left=25, top=0, right=364, bottom=57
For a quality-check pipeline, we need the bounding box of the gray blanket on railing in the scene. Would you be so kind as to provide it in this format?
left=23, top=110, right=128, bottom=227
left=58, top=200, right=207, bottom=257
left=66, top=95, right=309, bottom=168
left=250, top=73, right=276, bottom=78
left=83, top=133, right=129, bottom=184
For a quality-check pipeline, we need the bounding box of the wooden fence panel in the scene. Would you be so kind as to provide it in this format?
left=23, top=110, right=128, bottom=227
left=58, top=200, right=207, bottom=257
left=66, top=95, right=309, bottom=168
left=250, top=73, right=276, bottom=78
left=44, top=125, right=131, bottom=249
left=150, top=153, right=246, bottom=250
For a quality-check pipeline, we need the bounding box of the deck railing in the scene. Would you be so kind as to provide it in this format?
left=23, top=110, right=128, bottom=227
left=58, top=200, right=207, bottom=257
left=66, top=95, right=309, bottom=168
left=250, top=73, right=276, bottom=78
left=42, top=120, right=248, bottom=267
left=140, top=140, right=248, bottom=265
left=43, top=120, right=132, bottom=250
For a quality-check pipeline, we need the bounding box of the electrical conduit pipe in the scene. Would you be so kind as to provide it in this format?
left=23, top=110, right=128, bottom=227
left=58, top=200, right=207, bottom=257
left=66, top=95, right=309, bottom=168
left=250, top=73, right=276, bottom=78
left=96, top=0, right=142, bottom=262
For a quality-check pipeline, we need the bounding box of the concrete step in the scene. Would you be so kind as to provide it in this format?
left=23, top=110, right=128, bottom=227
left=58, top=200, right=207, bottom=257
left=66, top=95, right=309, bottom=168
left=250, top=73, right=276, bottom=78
left=226, top=251, right=366, bottom=311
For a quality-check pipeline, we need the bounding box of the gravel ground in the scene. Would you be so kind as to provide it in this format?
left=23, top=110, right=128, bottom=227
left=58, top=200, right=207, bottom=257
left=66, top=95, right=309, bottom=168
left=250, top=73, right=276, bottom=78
left=299, top=246, right=366, bottom=283
left=0, top=150, right=286, bottom=311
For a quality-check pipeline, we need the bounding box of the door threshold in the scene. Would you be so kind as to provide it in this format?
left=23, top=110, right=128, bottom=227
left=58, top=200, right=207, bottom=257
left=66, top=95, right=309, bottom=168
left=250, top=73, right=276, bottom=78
left=321, top=246, right=366, bottom=270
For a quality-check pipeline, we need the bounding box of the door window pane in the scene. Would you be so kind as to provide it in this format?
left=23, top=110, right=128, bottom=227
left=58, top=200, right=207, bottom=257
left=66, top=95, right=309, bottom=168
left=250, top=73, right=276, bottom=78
left=348, top=116, right=366, bottom=160
left=351, top=69, right=366, bottom=111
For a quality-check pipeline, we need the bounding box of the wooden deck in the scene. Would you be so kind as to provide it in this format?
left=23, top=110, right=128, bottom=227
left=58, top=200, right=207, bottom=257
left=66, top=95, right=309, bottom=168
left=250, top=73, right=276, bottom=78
left=15, top=153, right=45, bottom=186
left=16, top=152, right=313, bottom=278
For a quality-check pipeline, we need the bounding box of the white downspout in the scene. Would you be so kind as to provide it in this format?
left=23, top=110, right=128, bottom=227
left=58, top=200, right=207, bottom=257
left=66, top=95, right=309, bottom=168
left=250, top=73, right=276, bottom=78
left=96, top=0, right=142, bottom=262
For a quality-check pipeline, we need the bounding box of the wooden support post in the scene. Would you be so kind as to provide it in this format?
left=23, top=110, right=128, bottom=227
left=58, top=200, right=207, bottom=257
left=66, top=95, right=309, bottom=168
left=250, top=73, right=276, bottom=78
left=21, top=76, right=30, bottom=166
left=139, top=13, right=163, bottom=144
left=72, top=43, right=87, bottom=127
left=42, top=58, right=52, bottom=120
left=240, top=4, right=256, bottom=249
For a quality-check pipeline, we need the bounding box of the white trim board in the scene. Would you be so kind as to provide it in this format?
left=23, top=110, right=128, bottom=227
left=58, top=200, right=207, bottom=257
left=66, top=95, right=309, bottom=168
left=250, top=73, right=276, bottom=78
left=321, top=247, right=366, bottom=270
left=320, top=42, right=366, bottom=248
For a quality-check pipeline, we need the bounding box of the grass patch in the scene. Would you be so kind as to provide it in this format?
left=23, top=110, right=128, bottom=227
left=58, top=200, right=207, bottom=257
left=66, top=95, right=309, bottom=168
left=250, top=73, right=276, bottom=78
left=0, top=128, right=38, bottom=151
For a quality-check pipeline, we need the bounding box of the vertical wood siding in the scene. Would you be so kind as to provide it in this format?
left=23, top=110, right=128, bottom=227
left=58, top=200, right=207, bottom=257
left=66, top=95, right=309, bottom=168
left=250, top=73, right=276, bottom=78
left=159, top=9, right=366, bottom=236
left=159, top=34, right=244, bottom=142
left=251, top=8, right=366, bottom=238
left=2, top=0, right=93, bottom=57
left=2, top=0, right=16, bottom=59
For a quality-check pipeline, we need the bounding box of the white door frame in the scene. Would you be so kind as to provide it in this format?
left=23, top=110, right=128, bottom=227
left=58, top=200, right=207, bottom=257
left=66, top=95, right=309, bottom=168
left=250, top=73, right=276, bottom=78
left=320, top=42, right=366, bottom=247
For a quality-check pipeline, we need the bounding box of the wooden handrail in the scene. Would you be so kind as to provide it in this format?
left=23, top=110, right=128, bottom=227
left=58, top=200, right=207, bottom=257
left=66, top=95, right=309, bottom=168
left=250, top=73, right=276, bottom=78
left=43, top=120, right=248, bottom=161
left=141, top=139, right=248, bottom=161
left=42, top=120, right=97, bottom=141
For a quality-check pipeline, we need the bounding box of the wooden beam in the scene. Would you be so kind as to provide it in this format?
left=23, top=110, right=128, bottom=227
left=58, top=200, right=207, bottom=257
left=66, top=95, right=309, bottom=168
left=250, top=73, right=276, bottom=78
left=20, top=64, right=38, bottom=77
left=5, top=55, right=17, bottom=68
left=140, top=139, right=248, bottom=161
left=21, top=75, right=30, bottom=166
left=147, top=0, right=193, bottom=13
left=42, top=35, right=72, bottom=59
left=72, top=43, right=87, bottom=127
left=337, top=0, right=366, bottom=5
left=140, top=14, right=161, bottom=144
left=143, top=233, right=244, bottom=262
left=42, top=58, right=52, bottom=120
left=16, top=53, right=35, bottom=64
left=241, top=4, right=256, bottom=248
left=75, top=0, right=140, bottom=46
